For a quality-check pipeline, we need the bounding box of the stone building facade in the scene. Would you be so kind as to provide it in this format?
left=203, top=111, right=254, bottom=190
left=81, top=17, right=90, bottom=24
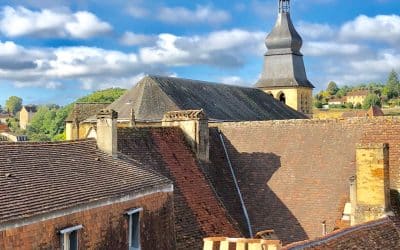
left=19, top=105, right=36, bottom=130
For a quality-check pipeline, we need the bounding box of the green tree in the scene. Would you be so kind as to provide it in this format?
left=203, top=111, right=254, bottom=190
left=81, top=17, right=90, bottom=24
left=5, top=96, right=22, bottom=115
left=386, top=70, right=400, bottom=99
left=327, top=81, right=339, bottom=95
left=336, top=89, right=346, bottom=98
left=76, top=88, right=126, bottom=103
left=345, top=102, right=354, bottom=109
left=363, top=93, right=382, bottom=109
left=26, top=88, right=126, bottom=142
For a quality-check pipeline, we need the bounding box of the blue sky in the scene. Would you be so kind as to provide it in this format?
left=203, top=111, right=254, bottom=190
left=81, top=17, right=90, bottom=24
left=0, top=0, right=399, bottom=106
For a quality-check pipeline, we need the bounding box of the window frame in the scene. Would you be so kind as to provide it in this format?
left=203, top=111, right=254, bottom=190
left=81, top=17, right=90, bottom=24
left=126, top=208, right=143, bottom=250
left=60, top=225, right=82, bottom=250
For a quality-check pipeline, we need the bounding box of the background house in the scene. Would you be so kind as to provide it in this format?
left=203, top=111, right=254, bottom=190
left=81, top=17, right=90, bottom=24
left=19, top=105, right=37, bottom=130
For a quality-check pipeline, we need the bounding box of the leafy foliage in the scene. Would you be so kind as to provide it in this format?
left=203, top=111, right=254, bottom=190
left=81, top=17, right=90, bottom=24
left=314, top=70, right=400, bottom=109
left=386, top=70, right=400, bottom=99
left=5, top=96, right=22, bottom=115
left=327, top=81, right=339, bottom=95
left=363, top=93, right=382, bottom=109
left=76, top=88, right=126, bottom=103
left=24, top=88, right=126, bottom=141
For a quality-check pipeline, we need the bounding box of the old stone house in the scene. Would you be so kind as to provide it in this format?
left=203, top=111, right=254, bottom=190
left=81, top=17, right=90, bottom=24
left=0, top=122, right=175, bottom=249
left=345, top=90, right=370, bottom=106
left=19, top=105, right=37, bottom=130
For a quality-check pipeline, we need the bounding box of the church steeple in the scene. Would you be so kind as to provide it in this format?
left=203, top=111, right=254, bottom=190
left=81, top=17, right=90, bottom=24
left=255, top=0, right=314, bottom=115
left=265, top=0, right=303, bottom=55
left=279, top=0, right=290, bottom=13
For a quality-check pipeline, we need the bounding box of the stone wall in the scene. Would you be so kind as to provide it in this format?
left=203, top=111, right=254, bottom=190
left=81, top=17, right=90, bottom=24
left=0, top=192, right=175, bottom=250
left=208, top=117, right=400, bottom=244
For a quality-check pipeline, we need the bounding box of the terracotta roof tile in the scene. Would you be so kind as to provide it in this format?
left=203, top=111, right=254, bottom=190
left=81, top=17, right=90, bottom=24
left=283, top=217, right=400, bottom=249
left=117, top=127, right=242, bottom=249
left=0, top=139, right=171, bottom=224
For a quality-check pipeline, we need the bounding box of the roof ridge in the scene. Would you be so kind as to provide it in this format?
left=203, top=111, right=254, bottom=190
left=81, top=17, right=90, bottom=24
left=283, top=217, right=391, bottom=249
left=0, top=138, right=96, bottom=147
left=147, top=74, right=258, bottom=90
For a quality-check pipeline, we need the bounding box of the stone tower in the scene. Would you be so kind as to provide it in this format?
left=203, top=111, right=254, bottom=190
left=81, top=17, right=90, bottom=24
left=255, top=0, right=314, bottom=114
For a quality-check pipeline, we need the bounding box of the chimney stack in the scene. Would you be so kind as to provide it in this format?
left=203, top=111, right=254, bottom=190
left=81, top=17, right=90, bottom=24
left=353, top=143, right=391, bottom=224
left=96, top=109, right=118, bottom=158
left=162, top=110, right=209, bottom=162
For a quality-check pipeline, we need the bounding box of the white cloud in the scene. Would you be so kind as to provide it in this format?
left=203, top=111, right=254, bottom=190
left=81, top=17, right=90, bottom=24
left=64, top=11, right=112, bottom=39
left=340, top=14, right=400, bottom=44
left=140, top=29, right=264, bottom=67
left=297, top=21, right=335, bottom=40
left=120, top=32, right=157, bottom=46
left=127, top=3, right=230, bottom=25
left=219, top=76, right=248, bottom=86
left=14, top=80, right=62, bottom=89
left=0, top=6, right=112, bottom=38
left=303, top=41, right=363, bottom=56
left=158, top=5, right=230, bottom=25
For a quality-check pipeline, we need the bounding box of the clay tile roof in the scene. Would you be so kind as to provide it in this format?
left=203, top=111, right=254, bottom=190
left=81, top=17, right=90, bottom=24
left=346, top=90, right=369, bottom=97
left=282, top=217, right=400, bottom=249
left=367, top=105, right=385, bottom=117
left=66, top=102, right=110, bottom=122
left=117, top=127, right=242, bottom=249
left=105, top=75, right=307, bottom=122
left=0, top=139, right=171, bottom=225
left=0, top=124, right=9, bottom=132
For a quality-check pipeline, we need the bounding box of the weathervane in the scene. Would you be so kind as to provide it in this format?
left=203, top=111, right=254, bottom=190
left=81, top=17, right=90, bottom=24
left=279, top=0, right=290, bottom=13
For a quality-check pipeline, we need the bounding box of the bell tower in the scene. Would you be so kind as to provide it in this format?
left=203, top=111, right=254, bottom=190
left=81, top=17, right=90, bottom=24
left=255, top=0, right=314, bottom=115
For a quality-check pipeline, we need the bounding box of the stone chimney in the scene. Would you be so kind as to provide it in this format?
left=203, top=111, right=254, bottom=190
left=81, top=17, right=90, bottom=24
left=353, top=143, right=391, bottom=224
left=129, top=108, right=136, bottom=127
left=162, top=110, right=209, bottom=162
left=96, top=109, right=118, bottom=158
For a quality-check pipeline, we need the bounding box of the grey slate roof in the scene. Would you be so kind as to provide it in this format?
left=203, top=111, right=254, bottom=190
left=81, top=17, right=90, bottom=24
left=66, top=102, right=110, bottom=122
left=105, top=75, right=307, bottom=122
left=0, top=139, right=171, bottom=224
left=256, top=10, right=314, bottom=89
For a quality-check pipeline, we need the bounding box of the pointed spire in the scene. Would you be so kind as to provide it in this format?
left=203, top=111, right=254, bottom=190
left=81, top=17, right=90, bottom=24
left=265, top=0, right=302, bottom=54
left=279, top=0, right=290, bottom=13
left=256, top=0, right=314, bottom=89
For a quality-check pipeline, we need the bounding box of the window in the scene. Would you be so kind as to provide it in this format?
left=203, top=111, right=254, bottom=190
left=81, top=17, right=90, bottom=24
left=278, top=92, right=286, bottom=104
left=127, top=208, right=143, bottom=250
left=60, top=225, right=82, bottom=250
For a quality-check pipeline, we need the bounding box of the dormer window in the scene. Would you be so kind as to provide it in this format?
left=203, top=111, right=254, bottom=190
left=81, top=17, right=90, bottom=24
left=60, top=225, right=82, bottom=250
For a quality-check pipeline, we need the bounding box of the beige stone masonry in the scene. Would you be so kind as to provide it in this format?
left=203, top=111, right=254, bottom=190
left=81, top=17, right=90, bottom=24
left=96, top=109, right=118, bottom=158
left=203, top=237, right=281, bottom=250
left=162, top=110, right=209, bottom=162
left=354, top=143, right=390, bottom=224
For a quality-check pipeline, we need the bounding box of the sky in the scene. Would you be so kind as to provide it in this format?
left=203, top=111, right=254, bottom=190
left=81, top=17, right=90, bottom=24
left=0, top=0, right=399, bottom=106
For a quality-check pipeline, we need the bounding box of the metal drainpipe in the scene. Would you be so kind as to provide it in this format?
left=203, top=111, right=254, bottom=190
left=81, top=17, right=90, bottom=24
left=218, top=130, right=253, bottom=238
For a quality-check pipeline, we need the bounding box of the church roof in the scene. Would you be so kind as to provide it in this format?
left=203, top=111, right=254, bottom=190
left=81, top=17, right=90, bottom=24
left=105, top=75, right=307, bottom=122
